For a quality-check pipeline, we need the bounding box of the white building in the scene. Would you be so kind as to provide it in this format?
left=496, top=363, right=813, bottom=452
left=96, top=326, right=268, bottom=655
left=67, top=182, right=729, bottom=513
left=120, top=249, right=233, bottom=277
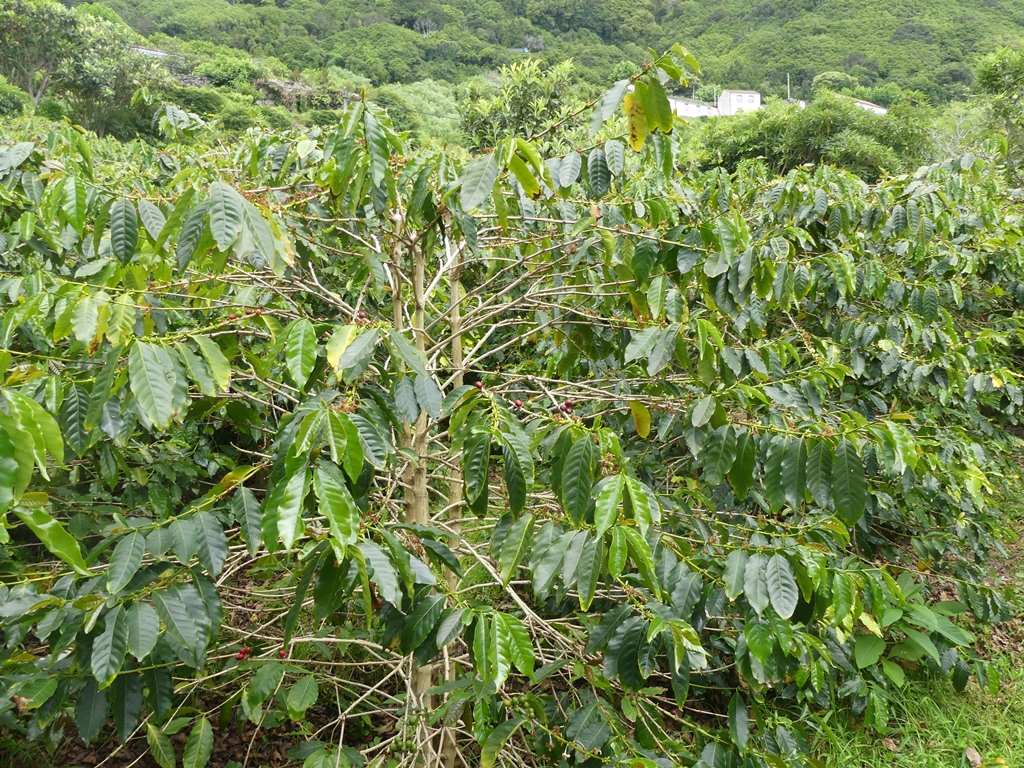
left=851, top=98, right=888, bottom=116
left=718, top=89, right=762, bottom=116
left=667, top=96, right=719, bottom=118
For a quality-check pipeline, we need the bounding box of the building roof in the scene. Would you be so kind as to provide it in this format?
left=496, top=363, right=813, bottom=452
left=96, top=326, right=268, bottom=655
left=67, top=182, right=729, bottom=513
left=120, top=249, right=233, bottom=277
left=720, top=89, right=760, bottom=95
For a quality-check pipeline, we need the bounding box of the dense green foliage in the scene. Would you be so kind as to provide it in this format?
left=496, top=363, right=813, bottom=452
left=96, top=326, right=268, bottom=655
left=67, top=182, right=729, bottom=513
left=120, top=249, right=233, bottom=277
left=73, top=0, right=1024, bottom=101
left=0, top=45, right=1022, bottom=768
left=685, top=91, right=933, bottom=180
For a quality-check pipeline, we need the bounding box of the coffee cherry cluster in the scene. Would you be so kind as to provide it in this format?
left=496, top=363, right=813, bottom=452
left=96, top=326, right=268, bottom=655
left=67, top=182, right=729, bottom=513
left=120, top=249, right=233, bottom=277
left=234, top=646, right=253, bottom=661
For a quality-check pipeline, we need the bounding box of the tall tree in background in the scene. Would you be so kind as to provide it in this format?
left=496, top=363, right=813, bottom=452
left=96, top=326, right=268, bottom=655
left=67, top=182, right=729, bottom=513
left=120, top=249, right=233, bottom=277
left=0, top=0, right=82, bottom=105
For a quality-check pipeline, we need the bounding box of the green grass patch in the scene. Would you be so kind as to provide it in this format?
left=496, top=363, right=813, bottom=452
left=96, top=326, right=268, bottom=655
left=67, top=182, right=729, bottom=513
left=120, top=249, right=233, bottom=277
left=814, top=660, right=1024, bottom=767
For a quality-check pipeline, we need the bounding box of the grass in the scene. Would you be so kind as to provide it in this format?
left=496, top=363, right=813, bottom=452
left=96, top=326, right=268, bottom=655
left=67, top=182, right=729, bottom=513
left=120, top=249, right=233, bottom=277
left=813, top=664, right=1024, bottom=767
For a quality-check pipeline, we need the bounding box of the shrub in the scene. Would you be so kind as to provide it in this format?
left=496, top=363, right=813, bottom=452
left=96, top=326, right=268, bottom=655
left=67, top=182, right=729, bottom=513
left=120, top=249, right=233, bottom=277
left=0, top=77, right=30, bottom=118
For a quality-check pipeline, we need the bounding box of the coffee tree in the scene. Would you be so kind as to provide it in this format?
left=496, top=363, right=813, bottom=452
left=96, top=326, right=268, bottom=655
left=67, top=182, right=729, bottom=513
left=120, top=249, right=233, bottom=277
left=0, top=46, right=1020, bottom=768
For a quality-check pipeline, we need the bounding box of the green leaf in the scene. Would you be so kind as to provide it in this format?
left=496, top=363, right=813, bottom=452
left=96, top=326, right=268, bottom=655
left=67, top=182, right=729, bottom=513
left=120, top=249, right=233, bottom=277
left=508, top=153, right=539, bottom=197
left=593, top=474, right=624, bottom=538
left=109, top=198, right=139, bottom=264
left=146, top=722, right=176, bottom=768
left=806, top=440, right=833, bottom=507
left=501, top=613, right=535, bottom=680
left=358, top=541, right=401, bottom=605
left=642, top=76, right=674, bottom=133
left=576, top=532, right=604, bottom=610
left=559, top=151, right=582, bottom=187
left=232, top=487, right=263, bottom=556
left=400, top=593, right=445, bottom=653
left=881, top=659, right=906, bottom=687
left=183, top=717, right=214, bottom=768
left=285, top=675, right=319, bottom=721
left=91, top=605, right=128, bottom=688
left=0, top=426, right=17, bottom=515
left=723, top=549, right=747, bottom=601
left=337, top=329, right=379, bottom=383
left=152, top=584, right=208, bottom=668
left=744, top=554, right=769, bottom=615
left=285, top=318, right=318, bottom=389
left=587, top=148, right=611, bottom=197
left=126, top=602, right=159, bottom=661
left=60, top=385, right=93, bottom=458
left=76, top=680, right=108, bottom=745
left=854, top=635, right=886, bottom=669
left=561, top=437, right=594, bottom=522
left=498, top=430, right=532, bottom=515
left=313, top=462, right=359, bottom=549
left=195, top=512, right=228, bottom=577
left=590, top=79, right=629, bottom=134
left=462, top=432, right=491, bottom=504
left=129, top=341, right=180, bottom=430
left=833, top=439, right=867, bottom=526
left=765, top=554, right=798, bottom=620
left=605, top=139, right=625, bottom=176
left=107, top=532, right=145, bottom=593
left=245, top=662, right=285, bottom=713
left=208, top=181, right=244, bottom=251
left=13, top=505, right=93, bottom=576
left=728, top=693, right=750, bottom=751
left=498, top=512, right=534, bottom=586
left=387, top=329, right=428, bottom=376
left=193, top=335, right=231, bottom=392
left=460, top=154, right=499, bottom=211
left=728, top=430, right=756, bottom=500
left=481, top=715, right=527, bottom=768
left=691, top=395, right=716, bottom=428
left=137, top=199, right=166, bottom=241
left=266, top=461, right=311, bottom=551
left=62, top=177, right=87, bottom=233
left=414, top=373, right=443, bottom=419
left=700, top=424, right=736, bottom=486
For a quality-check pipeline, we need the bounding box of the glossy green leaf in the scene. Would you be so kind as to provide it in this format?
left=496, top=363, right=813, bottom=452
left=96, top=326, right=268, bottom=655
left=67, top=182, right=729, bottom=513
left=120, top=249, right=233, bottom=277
left=498, top=512, right=534, bottom=586
left=183, top=717, right=214, bottom=768
left=765, top=554, right=798, bottom=620
left=129, top=341, right=180, bottom=430
left=560, top=437, right=594, bottom=522
left=109, top=198, right=138, bottom=263
left=593, top=474, right=624, bottom=538
left=13, top=505, right=93, bottom=576
left=481, top=715, right=527, bottom=768
left=285, top=318, right=318, bottom=389
left=107, top=532, right=145, bottom=594
left=285, top=675, right=319, bottom=720
left=728, top=693, right=750, bottom=751
left=208, top=181, right=244, bottom=251
left=91, top=605, right=128, bottom=688
left=460, top=153, right=499, bottom=210
left=126, top=602, right=160, bottom=662
left=313, top=461, right=359, bottom=549
left=833, top=439, right=867, bottom=526
left=146, top=722, right=176, bottom=768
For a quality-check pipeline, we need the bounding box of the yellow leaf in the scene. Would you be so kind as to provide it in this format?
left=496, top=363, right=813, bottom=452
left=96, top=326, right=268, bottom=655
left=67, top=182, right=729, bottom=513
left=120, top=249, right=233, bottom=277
left=624, top=93, right=648, bottom=152
left=859, top=612, right=882, bottom=636
left=629, top=401, right=651, bottom=438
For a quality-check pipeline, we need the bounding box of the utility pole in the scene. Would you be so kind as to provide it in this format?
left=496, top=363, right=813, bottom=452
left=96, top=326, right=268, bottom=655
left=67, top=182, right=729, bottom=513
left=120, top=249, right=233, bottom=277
left=787, top=73, right=791, bottom=101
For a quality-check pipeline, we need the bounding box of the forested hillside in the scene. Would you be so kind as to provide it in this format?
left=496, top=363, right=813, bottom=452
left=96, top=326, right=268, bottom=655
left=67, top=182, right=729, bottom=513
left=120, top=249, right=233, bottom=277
left=72, top=0, right=1024, bottom=100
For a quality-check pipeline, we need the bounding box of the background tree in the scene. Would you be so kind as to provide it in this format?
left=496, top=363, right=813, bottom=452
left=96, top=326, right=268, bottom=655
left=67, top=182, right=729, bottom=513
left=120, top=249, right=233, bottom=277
left=0, top=0, right=82, bottom=105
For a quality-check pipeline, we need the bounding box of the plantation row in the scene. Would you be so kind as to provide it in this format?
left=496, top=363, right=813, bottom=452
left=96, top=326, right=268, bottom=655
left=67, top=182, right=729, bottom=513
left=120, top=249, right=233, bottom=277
left=0, top=50, right=1021, bottom=768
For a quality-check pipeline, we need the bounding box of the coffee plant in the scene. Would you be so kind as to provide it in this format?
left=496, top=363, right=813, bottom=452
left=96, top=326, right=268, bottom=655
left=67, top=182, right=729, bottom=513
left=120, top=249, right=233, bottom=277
left=0, top=47, right=1020, bottom=768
